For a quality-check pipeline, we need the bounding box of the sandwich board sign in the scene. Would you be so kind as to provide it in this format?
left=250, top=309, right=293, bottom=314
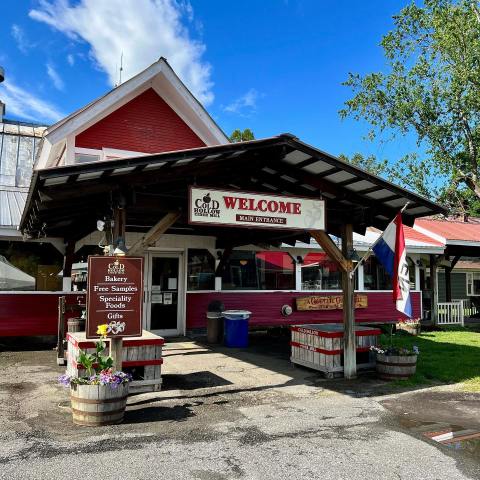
left=86, top=256, right=143, bottom=338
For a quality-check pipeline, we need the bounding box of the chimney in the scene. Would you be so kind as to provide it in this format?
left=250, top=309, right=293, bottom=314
left=0, top=66, right=4, bottom=121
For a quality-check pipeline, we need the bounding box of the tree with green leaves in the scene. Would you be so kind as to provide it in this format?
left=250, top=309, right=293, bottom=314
left=340, top=0, right=480, bottom=215
left=338, top=153, right=390, bottom=178
left=230, top=128, right=255, bottom=142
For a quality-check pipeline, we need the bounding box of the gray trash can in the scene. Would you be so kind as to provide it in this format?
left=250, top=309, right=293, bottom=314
left=207, top=300, right=225, bottom=344
left=67, top=317, right=85, bottom=333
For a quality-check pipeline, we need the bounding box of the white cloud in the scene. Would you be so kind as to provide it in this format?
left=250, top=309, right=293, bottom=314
left=224, top=89, right=260, bottom=115
left=29, top=0, right=214, bottom=105
left=46, top=63, right=65, bottom=91
left=0, top=80, right=64, bottom=123
left=66, top=53, right=75, bottom=66
left=11, top=24, right=34, bottom=53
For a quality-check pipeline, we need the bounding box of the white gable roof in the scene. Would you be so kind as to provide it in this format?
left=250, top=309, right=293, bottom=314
left=36, top=57, right=229, bottom=169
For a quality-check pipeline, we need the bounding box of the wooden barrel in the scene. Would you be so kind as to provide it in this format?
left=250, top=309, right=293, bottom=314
left=376, top=354, right=417, bottom=380
left=67, top=317, right=85, bottom=333
left=70, top=383, right=129, bottom=426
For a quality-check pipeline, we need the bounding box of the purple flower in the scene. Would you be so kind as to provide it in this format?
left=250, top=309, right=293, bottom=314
left=58, top=374, right=71, bottom=387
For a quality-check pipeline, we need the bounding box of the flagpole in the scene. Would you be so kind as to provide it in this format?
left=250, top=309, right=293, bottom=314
left=348, top=202, right=410, bottom=279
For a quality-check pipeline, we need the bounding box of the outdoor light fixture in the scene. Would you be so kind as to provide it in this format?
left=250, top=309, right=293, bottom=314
left=113, top=237, right=127, bottom=256
left=96, top=219, right=105, bottom=231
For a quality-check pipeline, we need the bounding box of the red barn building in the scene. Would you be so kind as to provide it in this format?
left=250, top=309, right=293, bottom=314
left=1, top=58, right=445, bottom=338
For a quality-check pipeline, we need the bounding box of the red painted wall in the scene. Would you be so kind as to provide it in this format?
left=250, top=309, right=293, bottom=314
left=75, top=88, right=205, bottom=154
left=186, top=291, right=422, bottom=329
left=0, top=293, right=85, bottom=337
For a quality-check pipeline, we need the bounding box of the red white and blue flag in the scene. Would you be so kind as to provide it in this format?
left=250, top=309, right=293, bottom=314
left=372, top=213, right=412, bottom=318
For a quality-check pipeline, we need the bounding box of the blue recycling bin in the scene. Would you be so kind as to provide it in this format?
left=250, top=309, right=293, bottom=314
left=223, top=310, right=251, bottom=348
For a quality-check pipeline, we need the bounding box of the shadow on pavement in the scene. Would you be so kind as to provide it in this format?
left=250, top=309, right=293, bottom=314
left=0, top=335, right=57, bottom=352
left=161, top=371, right=233, bottom=391
left=187, top=329, right=480, bottom=399
left=124, top=403, right=196, bottom=424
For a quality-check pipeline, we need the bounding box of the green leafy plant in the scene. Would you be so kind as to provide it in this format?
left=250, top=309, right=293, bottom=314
left=59, top=324, right=129, bottom=388
left=77, top=338, right=113, bottom=376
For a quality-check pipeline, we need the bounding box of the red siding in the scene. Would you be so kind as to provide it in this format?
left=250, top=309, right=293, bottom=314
left=186, top=291, right=422, bottom=329
left=75, top=88, right=205, bottom=153
left=0, top=293, right=85, bottom=337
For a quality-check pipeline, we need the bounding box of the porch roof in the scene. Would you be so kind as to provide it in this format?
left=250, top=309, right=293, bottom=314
left=20, top=134, right=446, bottom=245
left=414, top=218, right=480, bottom=257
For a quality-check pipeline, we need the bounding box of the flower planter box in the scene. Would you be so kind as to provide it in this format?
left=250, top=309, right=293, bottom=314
left=375, top=353, right=417, bottom=380
left=290, top=324, right=381, bottom=377
left=66, top=330, right=163, bottom=393
left=70, top=383, right=129, bottom=426
left=396, top=323, right=421, bottom=336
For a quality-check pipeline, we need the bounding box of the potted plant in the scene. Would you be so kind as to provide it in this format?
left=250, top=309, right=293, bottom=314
left=58, top=324, right=132, bottom=426
left=371, top=345, right=419, bottom=380
left=396, top=318, right=421, bottom=336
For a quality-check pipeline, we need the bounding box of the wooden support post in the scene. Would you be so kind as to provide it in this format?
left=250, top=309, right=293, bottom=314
left=430, top=254, right=438, bottom=324
left=445, top=266, right=452, bottom=302
left=309, top=230, right=350, bottom=272
left=111, top=203, right=127, bottom=371
left=310, top=228, right=356, bottom=379
left=128, top=211, right=181, bottom=255
left=113, top=206, right=126, bottom=244
left=110, top=337, right=123, bottom=372
left=341, top=224, right=356, bottom=380
left=445, top=255, right=460, bottom=302
left=215, top=247, right=233, bottom=276
left=56, top=296, right=66, bottom=366
left=62, top=240, right=75, bottom=291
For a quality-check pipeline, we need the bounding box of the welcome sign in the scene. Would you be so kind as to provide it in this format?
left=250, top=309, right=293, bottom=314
left=189, top=186, right=325, bottom=231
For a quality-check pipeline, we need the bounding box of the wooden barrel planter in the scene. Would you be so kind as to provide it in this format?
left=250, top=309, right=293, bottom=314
left=70, top=383, right=129, bottom=426
left=376, top=354, right=417, bottom=380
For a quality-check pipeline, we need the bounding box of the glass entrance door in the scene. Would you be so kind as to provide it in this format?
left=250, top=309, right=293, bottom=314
left=146, top=253, right=184, bottom=336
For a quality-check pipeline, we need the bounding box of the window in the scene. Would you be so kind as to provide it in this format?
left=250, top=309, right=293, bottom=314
left=363, top=256, right=392, bottom=290
left=301, top=253, right=341, bottom=290
left=363, top=255, right=415, bottom=290
left=0, top=241, right=63, bottom=291
left=222, top=250, right=295, bottom=290
left=187, top=249, right=215, bottom=291
left=467, top=273, right=480, bottom=296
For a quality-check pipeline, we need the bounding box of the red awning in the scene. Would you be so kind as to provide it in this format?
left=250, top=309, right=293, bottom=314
left=256, top=252, right=294, bottom=271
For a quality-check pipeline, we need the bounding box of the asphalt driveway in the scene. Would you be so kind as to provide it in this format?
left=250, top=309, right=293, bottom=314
left=0, top=334, right=479, bottom=479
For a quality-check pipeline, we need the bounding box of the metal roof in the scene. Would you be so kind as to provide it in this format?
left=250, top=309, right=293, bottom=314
left=20, top=134, right=446, bottom=243
left=415, top=218, right=480, bottom=243
left=0, top=120, right=46, bottom=229
left=0, top=188, right=28, bottom=227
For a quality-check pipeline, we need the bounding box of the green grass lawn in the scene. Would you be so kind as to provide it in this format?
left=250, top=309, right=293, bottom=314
left=380, top=326, right=480, bottom=391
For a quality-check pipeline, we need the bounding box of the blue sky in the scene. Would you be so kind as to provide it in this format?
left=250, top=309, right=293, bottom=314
left=0, top=0, right=418, bottom=162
